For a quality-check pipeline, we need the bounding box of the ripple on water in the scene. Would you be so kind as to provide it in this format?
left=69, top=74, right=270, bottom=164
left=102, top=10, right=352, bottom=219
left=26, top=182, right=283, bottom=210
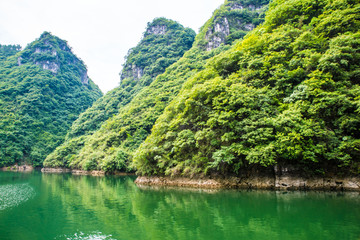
left=56, top=232, right=115, bottom=240
left=0, top=183, right=35, bottom=211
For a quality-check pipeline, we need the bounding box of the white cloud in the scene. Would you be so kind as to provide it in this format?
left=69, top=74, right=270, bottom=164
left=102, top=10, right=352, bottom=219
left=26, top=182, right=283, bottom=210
left=0, top=0, right=224, bottom=93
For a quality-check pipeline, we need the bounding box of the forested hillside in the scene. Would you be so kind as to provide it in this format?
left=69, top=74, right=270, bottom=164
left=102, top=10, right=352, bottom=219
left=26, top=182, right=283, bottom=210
left=44, top=18, right=196, bottom=169
left=44, top=0, right=269, bottom=172
left=0, top=32, right=102, bottom=167
left=134, top=0, right=360, bottom=177
left=0, top=45, right=21, bottom=62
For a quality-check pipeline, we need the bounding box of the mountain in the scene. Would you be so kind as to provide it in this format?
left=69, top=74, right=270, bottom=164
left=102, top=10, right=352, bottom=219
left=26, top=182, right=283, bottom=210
left=134, top=0, right=360, bottom=177
left=0, top=32, right=102, bottom=167
left=43, top=18, right=196, bottom=169
left=43, top=0, right=269, bottom=172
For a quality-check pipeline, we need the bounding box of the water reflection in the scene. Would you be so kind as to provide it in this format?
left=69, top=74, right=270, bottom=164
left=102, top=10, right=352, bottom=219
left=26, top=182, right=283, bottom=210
left=0, top=172, right=359, bottom=240
left=42, top=174, right=360, bottom=240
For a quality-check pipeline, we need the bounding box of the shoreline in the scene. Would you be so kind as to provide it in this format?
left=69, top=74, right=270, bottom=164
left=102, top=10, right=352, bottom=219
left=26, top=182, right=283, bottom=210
left=1, top=164, right=34, bottom=172
left=40, top=167, right=135, bottom=176
left=2, top=166, right=359, bottom=191
left=135, top=165, right=360, bottom=191
left=135, top=175, right=360, bottom=191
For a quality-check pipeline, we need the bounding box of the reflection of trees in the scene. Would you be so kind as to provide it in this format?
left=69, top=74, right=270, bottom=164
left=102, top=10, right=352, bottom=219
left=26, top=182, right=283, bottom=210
left=130, top=188, right=276, bottom=239
left=41, top=174, right=142, bottom=239
left=131, top=188, right=360, bottom=240
left=42, top=174, right=360, bottom=240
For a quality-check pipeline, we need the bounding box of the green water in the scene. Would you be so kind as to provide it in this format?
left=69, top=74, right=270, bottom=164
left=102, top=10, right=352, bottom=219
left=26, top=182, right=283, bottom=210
left=0, top=171, right=359, bottom=240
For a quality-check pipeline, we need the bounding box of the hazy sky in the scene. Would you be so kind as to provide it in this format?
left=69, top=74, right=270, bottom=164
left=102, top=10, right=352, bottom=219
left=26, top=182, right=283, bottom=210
left=0, top=0, right=224, bottom=93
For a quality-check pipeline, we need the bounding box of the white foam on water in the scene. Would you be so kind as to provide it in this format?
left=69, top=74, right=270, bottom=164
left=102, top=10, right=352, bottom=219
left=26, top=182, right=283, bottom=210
left=0, top=183, right=35, bottom=210
left=57, top=232, right=116, bottom=240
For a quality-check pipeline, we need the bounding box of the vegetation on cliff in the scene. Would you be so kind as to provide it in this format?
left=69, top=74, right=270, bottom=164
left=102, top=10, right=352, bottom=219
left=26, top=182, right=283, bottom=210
left=44, top=18, right=196, bottom=169
left=196, top=0, right=268, bottom=49
left=0, top=32, right=102, bottom=167
left=0, top=44, right=21, bottom=62
left=134, top=0, right=360, bottom=177
left=44, top=0, right=268, bottom=172
left=6, top=0, right=354, bottom=178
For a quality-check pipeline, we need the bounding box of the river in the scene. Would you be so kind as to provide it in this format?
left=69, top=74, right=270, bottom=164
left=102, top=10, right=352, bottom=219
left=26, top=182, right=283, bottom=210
left=0, top=171, right=359, bottom=240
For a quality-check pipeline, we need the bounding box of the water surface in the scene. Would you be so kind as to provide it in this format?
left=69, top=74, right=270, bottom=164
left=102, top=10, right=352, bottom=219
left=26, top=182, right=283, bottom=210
left=0, top=171, right=359, bottom=240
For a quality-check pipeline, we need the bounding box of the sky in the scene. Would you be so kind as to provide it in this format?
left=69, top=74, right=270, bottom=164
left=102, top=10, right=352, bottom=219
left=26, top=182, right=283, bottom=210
left=0, top=0, right=224, bottom=93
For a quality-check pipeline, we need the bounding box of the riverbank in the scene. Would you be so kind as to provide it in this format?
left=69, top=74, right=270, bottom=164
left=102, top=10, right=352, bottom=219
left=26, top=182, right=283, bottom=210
left=135, top=165, right=360, bottom=191
left=1, top=165, right=34, bottom=172
left=41, top=167, right=104, bottom=176
left=135, top=175, right=360, bottom=191
left=4, top=166, right=358, bottom=191
left=41, top=167, right=135, bottom=176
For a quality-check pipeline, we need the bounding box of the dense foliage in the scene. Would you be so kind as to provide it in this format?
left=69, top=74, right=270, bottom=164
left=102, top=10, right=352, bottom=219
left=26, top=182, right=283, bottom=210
left=0, top=32, right=102, bottom=167
left=63, top=47, right=224, bottom=172
left=44, top=18, right=196, bottom=169
left=0, top=44, right=21, bottom=62
left=44, top=0, right=268, bottom=172
left=134, top=0, right=360, bottom=177
left=121, top=18, right=196, bottom=84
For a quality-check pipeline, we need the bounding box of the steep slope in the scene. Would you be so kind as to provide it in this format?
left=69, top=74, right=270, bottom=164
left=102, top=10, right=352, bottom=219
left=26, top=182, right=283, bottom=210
left=46, top=0, right=269, bottom=172
left=134, top=0, right=360, bottom=177
left=0, top=32, right=102, bottom=167
left=0, top=44, right=21, bottom=62
left=197, top=0, right=268, bottom=50
left=44, top=18, right=196, bottom=168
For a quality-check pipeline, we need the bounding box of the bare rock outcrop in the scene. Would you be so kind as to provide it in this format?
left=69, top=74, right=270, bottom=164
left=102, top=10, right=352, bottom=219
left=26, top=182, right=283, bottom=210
left=204, top=1, right=266, bottom=51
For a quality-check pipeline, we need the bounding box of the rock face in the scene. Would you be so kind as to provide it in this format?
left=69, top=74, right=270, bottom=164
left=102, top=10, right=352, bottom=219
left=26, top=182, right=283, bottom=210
left=27, top=32, right=89, bottom=84
left=121, top=64, right=144, bottom=81
left=204, top=0, right=267, bottom=51
left=35, top=60, right=60, bottom=73
left=81, top=72, right=89, bottom=84
left=35, top=47, right=57, bottom=55
left=17, top=57, right=22, bottom=66
left=146, top=25, right=167, bottom=35
left=205, top=18, right=230, bottom=51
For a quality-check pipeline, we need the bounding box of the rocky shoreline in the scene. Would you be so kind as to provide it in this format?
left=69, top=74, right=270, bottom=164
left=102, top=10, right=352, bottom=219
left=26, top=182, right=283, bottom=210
left=134, top=175, right=360, bottom=191
left=41, top=167, right=105, bottom=176
left=40, top=167, right=135, bottom=176
left=4, top=166, right=358, bottom=191
left=135, top=165, right=360, bottom=191
left=1, top=164, right=34, bottom=172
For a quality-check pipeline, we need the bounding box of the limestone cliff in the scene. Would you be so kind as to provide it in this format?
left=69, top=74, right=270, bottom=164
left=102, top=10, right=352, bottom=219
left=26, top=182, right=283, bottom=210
left=204, top=0, right=268, bottom=51
left=120, top=18, right=195, bottom=83
left=145, top=24, right=167, bottom=35
left=19, top=32, right=89, bottom=84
